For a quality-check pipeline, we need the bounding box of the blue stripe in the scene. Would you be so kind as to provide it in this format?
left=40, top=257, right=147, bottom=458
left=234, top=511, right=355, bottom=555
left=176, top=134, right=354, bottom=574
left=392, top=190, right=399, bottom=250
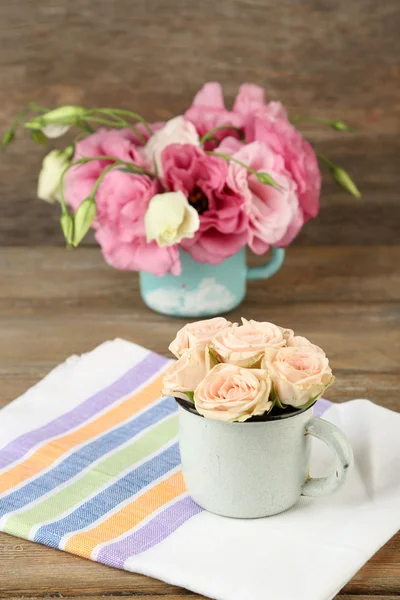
left=0, top=396, right=176, bottom=518
left=34, top=442, right=180, bottom=548
left=0, top=352, right=168, bottom=470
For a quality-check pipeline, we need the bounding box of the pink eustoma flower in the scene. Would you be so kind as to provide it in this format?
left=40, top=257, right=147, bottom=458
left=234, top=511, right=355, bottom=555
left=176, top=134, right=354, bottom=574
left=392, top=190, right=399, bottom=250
left=65, top=129, right=181, bottom=276
left=162, top=144, right=249, bottom=264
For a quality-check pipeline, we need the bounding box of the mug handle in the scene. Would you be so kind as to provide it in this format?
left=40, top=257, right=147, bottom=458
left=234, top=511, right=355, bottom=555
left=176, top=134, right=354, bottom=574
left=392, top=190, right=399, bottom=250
left=246, top=248, right=285, bottom=281
left=301, top=416, right=354, bottom=497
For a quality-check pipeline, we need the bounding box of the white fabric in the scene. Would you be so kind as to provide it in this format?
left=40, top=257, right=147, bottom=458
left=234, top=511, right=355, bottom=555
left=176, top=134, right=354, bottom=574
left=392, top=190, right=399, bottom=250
left=0, top=339, right=148, bottom=448
left=2, top=340, right=399, bottom=600
left=126, top=399, right=400, bottom=600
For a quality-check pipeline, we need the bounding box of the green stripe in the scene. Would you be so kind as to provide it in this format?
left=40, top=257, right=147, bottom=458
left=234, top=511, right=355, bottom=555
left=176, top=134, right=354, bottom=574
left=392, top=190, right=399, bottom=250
left=4, top=415, right=178, bottom=539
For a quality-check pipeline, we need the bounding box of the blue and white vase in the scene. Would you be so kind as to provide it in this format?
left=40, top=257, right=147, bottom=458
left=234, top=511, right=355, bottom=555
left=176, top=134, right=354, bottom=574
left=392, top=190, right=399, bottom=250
left=139, top=247, right=285, bottom=318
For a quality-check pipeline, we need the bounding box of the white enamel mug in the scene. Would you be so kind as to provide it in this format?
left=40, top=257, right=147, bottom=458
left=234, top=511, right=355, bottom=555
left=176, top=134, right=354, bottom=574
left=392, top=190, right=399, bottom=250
left=178, top=401, right=353, bottom=518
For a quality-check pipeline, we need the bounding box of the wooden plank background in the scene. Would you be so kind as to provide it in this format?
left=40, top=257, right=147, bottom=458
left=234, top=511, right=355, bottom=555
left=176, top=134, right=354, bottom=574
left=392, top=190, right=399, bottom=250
left=0, top=0, right=399, bottom=246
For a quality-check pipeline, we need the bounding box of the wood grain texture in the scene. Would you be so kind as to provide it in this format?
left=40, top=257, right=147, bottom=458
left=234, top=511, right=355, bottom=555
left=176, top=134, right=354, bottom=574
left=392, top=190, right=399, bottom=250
left=0, top=245, right=399, bottom=598
left=0, top=531, right=398, bottom=597
left=0, top=0, right=399, bottom=245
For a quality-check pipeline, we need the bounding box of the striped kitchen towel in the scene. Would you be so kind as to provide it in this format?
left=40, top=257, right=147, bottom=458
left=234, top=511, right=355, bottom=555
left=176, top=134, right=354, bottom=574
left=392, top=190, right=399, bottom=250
left=0, top=339, right=399, bottom=600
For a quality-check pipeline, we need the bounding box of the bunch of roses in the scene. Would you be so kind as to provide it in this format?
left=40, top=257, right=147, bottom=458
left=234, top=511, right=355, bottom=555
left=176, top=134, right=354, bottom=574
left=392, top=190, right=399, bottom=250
left=162, top=317, right=334, bottom=422
left=45, top=83, right=322, bottom=275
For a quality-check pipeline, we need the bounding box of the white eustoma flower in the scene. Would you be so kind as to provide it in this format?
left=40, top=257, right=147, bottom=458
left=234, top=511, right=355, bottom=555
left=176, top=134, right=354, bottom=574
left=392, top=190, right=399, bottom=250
left=144, top=116, right=200, bottom=177
left=145, top=191, right=200, bottom=247
left=37, top=148, right=73, bottom=203
left=41, top=124, right=70, bottom=139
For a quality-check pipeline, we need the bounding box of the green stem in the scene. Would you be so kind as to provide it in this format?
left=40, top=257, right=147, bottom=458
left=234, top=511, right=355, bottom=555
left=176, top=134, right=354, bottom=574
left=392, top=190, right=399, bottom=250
left=290, top=115, right=353, bottom=132
left=28, top=102, right=50, bottom=113
left=93, top=110, right=147, bottom=144
left=83, top=116, right=130, bottom=128
left=209, top=151, right=281, bottom=190
left=90, top=163, right=117, bottom=197
left=58, top=154, right=156, bottom=210
left=291, top=116, right=332, bottom=125
left=10, top=108, right=31, bottom=130
left=96, top=108, right=153, bottom=136
left=316, top=152, right=335, bottom=170
left=210, top=151, right=264, bottom=177
left=200, top=125, right=245, bottom=145
left=87, top=155, right=155, bottom=177
left=82, top=113, right=147, bottom=144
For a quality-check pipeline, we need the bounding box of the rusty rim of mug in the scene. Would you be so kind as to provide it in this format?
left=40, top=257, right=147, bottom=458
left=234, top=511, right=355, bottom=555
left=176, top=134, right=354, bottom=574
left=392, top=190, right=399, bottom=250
left=175, top=397, right=318, bottom=422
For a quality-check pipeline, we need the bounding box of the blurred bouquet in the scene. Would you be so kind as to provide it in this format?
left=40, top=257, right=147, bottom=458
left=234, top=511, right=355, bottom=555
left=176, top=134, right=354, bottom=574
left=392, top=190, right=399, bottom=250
left=3, top=83, right=359, bottom=276
left=163, top=317, right=335, bottom=422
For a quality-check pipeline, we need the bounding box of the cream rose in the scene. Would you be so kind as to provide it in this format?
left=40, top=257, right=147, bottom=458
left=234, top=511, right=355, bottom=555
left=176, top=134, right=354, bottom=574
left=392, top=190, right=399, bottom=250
left=211, top=318, right=290, bottom=367
left=144, top=116, right=200, bottom=177
left=145, top=191, right=200, bottom=248
left=263, top=345, right=334, bottom=408
left=169, top=317, right=231, bottom=358
left=162, top=345, right=208, bottom=402
left=287, top=334, right=325, bottom=354
left=194, top=363, right=272, bottom=422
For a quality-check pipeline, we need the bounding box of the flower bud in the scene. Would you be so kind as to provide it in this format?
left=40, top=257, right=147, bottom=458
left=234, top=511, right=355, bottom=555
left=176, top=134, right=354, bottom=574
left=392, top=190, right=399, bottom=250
left=73, top=198, right=97, bottom=246
left=256, top=171, right=280, bottom=189
left=331, top=120, right=351, bottom=132
left=60, top=212, right=74, bottom=246
left=25, top=106, right=87, bottom=139
left=332, top=167, right=361, bottom=198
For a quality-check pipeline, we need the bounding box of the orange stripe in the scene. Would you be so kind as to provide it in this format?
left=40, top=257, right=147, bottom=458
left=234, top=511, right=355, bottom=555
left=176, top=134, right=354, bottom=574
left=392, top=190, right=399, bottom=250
left=65, top=470, right=185, bottom=558
left=0, top=372, right=167, bottom=494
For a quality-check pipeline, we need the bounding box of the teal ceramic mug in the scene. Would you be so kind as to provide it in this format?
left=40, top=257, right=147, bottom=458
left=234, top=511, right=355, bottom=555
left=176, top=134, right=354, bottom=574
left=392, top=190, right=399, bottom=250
left=139, top=246, right=285, bottom=317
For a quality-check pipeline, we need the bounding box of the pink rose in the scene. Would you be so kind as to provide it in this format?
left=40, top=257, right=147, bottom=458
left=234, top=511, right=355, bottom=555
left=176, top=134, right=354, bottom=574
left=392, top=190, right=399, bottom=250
left=263, top=345, right=334, bottom=408
left=185, top=82, right=243, bottom=150
left=162, top=346, right=208, bottom=402
left=169, top=317, right=231, bottom=358
left=246, top=112, right=321, bottom=230
left=162, top=144, right=249, bottom=264
left=194, top=363, right=272, bottom=422
left=211, top=318, right=289, bottom=367
left=224, top=141, right=300, bottom=253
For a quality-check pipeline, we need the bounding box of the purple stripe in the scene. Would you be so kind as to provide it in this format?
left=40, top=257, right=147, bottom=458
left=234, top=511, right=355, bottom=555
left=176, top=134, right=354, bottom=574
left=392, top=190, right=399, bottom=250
left=0, top=352, right=168, bottom=470
left=97, top=495, right=202, bottom=568
left=313, top=398, right=332, bottom=418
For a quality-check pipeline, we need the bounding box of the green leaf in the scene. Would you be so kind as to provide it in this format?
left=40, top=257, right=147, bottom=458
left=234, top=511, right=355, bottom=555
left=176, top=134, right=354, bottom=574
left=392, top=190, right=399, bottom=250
left=270, top=384, right=286, bottom=410
left=2, top=128, right=15, bottom=150
left=184, top=391, right=194, bottom=402
left=295, top=392, right=322, bottom=410
left=30, top=129, right=48, bottom=145
left=208, top=347, right=221, bottom=365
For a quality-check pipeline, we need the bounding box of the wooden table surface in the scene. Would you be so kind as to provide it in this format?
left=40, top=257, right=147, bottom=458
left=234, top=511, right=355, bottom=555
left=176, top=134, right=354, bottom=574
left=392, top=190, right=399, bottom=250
left=0, top=245, right=399, bottom=600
